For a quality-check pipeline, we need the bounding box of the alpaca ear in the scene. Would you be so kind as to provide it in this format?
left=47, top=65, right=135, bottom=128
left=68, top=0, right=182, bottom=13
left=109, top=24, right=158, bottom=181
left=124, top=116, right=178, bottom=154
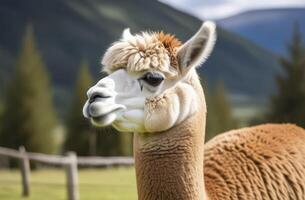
left=177, top=21, right=216, bottom=74
left=122, top=28, right=132, bottom=40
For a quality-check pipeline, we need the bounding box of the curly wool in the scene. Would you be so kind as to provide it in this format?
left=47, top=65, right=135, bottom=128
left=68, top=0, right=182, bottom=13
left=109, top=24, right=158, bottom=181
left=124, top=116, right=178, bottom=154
left=204, top=124, right=305, bottom=200
left=102, top=32, right=182, bottom=77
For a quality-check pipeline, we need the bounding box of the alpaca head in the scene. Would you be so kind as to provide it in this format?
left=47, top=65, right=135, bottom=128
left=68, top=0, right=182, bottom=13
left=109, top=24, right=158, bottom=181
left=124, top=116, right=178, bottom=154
left=83, top=21, right=216, bottom=133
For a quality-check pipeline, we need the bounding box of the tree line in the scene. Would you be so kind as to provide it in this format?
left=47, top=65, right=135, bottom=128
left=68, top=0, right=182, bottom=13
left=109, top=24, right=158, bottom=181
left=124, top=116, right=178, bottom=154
left=0, top=25, right=133, bottom=157
left=0, top=24, right=304, bottom=158
left=267, top=24, right=305, bottom=127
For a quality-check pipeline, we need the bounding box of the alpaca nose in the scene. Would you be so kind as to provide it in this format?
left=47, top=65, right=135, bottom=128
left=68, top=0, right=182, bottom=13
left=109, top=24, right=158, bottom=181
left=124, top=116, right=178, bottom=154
left=87, top=77, right=116, bottom=104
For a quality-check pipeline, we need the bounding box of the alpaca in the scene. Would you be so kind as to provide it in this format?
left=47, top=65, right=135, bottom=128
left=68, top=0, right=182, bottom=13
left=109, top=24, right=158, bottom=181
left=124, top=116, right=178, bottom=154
left=83, top=21, right=305, bottom=199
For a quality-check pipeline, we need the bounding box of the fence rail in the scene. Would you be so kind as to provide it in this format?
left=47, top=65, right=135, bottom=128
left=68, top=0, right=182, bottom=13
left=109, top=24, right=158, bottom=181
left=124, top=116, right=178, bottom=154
left=0, top=146, right=134, bottom=200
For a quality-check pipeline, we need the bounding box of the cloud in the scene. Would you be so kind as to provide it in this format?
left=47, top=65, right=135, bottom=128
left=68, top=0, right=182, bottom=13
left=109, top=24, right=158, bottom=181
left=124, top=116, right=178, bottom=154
left=194, top=4, right=242, bottom=19
left=160, top=0, right=305, bottom=19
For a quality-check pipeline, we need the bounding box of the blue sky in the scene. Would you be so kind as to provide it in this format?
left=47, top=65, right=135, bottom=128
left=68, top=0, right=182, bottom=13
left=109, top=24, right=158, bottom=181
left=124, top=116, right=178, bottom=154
left=160, top=0, right=305, bottom=19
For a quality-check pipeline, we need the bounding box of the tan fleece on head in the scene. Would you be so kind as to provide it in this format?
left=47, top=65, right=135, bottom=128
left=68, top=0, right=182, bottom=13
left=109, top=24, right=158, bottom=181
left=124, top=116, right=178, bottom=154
left=101, top=31, right=182, bottom=77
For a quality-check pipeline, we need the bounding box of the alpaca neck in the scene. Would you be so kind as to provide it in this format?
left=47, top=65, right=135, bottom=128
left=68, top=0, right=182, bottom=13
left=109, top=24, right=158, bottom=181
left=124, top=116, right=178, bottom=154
left=133, top=74, right=207, bottom=199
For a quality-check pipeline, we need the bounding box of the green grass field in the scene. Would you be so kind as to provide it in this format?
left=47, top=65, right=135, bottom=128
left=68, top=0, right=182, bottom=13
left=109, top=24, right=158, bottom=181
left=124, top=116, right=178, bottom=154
left=0, top=167, right=137, bottom=200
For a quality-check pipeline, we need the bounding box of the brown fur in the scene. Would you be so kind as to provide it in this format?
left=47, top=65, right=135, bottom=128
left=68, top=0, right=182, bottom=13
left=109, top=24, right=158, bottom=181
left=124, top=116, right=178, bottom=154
left=205, top=124, right=305, bottom=200
left=133, top=69, right=305, bottom=200
left=156, top=32, right=182, bottom=69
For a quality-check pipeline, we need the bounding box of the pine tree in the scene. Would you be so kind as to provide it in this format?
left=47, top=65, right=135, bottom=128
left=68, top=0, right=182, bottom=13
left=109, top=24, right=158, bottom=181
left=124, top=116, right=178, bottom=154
left=0, top=25, right=57, bottom=153
left=206, top=82, right=237, bottom=141
left=64, top=61, right=96, bottom=155
left=96, top=127, right=127, bottom=156
left=0, top=50, right=4, bottom=116
left=95, top=124, right=133, bottom=156
left=267, top=23, right=305, bottom=127
left=0, top=59, right=3, bottom=129
left=118, top=132, right=133, bottom=156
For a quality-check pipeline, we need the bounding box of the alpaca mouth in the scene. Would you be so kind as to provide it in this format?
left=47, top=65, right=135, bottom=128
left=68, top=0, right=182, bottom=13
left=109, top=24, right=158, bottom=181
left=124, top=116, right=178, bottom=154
left=88, top=103, right=125, bottom=127
left=89, top=94, right=111, bottom=104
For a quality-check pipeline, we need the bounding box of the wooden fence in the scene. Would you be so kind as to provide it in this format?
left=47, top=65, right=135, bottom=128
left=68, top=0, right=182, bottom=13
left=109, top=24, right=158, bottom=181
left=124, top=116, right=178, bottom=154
left=0, top=146, right=134, bottom=200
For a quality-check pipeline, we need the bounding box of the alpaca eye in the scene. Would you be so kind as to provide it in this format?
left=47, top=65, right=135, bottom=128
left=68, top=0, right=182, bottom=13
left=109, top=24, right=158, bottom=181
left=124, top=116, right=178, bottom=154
left=142, top=72, right=164, bottom=87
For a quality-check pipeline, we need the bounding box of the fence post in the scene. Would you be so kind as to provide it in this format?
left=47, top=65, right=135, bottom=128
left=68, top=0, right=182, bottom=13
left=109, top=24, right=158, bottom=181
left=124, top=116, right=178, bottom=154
left=65, top=152, right=79, bottom=200
left=19, top=146, right=30, bottom=197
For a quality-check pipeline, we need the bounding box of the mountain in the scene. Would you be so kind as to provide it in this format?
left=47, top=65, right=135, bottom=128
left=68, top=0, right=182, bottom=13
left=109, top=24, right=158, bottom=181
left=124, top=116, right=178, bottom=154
left=0, top=0, right=281, bottom=116
left=218, top=8, right=305, bottom=54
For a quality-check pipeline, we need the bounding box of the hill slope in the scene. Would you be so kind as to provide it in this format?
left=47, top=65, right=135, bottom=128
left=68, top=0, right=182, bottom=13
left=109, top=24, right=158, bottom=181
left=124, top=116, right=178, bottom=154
left=0, top=0, right=281, bottom=114
left=218, top=8, right=305, bottom=54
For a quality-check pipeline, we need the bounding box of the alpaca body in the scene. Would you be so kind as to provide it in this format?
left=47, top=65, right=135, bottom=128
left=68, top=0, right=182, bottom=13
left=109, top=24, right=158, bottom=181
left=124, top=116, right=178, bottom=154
left=205, top=124, right=305, bottom=200
left=83, top=21, right=305, bottom=200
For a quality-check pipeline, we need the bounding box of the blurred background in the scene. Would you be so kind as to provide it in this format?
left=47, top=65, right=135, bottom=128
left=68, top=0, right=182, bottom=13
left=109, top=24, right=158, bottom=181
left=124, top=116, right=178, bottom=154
left=0, top=0, right=304, bottom=199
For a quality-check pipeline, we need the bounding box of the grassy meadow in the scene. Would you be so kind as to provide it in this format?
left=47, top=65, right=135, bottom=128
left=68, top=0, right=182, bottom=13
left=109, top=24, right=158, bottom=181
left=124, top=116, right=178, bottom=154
left=0, top=167, right=137, bottom=200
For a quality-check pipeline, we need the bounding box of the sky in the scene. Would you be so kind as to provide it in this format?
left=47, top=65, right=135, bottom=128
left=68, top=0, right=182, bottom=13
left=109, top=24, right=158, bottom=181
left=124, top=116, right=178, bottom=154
left=160, top=0, right=305, bottom=19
